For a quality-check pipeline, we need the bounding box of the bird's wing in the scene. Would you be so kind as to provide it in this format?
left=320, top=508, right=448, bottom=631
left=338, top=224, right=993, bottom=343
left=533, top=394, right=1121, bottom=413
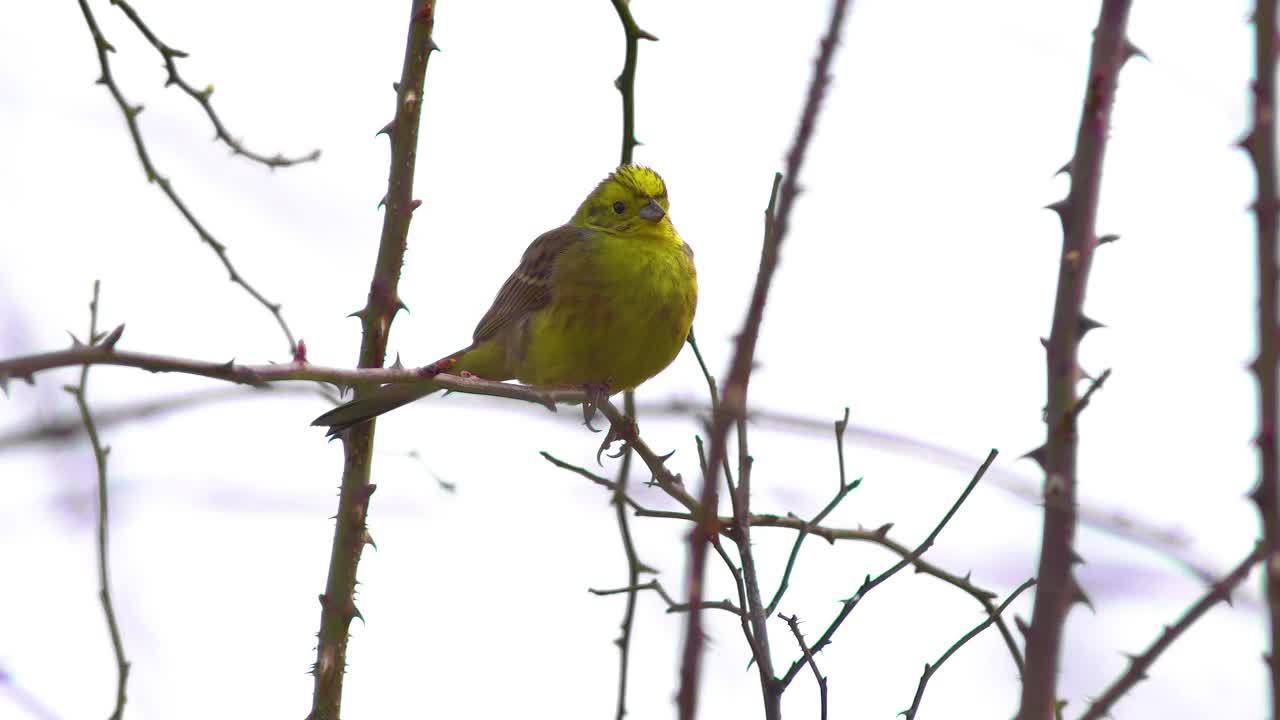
left=472, top=224, right=588, bottom=342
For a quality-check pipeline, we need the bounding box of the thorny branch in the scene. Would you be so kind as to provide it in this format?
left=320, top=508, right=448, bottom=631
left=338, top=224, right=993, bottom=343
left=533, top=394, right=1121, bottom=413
left=680, top=1, right=851, bottom=714
left=1018, top=2, right=1137, bottom=717
left=780, top=614, right=826, bottom=720
left=602, top=1, right=659, bottom=715
left=1244, top=0, right=1280, bottom=714
left=778, top=450, right=999, bottom=690
left=65, top=282, right=130, bottom=720
left=74, top=0, right=309, bottom=354
left=307, top=2, right=438, bottom=718
left=1078, top=544, right=1265, bottom=720
left=901, top=578, right=1036, bottom=720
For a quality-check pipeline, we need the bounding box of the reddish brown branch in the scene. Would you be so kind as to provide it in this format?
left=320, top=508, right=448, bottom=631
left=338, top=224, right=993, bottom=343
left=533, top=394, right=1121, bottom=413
left=1244, top=0, right=1280, bottom=714
left=307, top=2, right=438, bottom=718
left=678, top=1, right=852, bottom=712
left=1078, top=544, right=1264, bottom=720
left=1018, top=3, right=1138, bottom=718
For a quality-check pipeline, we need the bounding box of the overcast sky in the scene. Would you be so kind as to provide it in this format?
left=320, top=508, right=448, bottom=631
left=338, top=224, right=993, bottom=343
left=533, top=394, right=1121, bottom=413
left=0, top=1, right=1268, bottom=718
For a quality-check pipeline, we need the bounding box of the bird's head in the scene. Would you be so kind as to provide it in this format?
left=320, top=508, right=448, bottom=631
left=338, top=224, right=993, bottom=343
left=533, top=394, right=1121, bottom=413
left=573, top=165, right=670, bottom=233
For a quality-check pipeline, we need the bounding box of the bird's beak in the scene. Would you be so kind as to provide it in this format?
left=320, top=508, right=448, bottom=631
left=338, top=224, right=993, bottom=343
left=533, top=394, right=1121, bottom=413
left=638, top=198, right=666, bottom=222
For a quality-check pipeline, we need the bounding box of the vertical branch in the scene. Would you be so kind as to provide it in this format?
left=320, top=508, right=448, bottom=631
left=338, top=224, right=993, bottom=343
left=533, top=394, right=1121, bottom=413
left=605, top=3, right=656, bottom=717
left=733, top=414, right=781, bottom=719
left=307, top=3, right=438, bottom=718
left=1018, top=2, right=1138, bottom=718
left=1245, top=0, right=1280, bottom=713
left=608, top=0, right=657, bottom=166
left=677, top=3, right=852, bottom=717
left=66, top=281, right=130, bottom=720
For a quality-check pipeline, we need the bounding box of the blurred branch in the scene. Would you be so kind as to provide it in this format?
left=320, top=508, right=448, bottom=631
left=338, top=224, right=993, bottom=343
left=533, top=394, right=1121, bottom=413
left=681, top=0, right=851, bottom=713
left=64, top=282, right=129, bottom=720
left=1019, top=3, right=1138, bottom=717
left=74, top=0, right=303, bottom=355
left=307, top=2, right=438, bottom=718
left=778, top=449, right=998, bottom=690
left=1243, top=0, right=1280, bottom=713
left=779, top=614, right=826, bottom=720
left=3, top=383, right=1225, bottom=605
left=1078, top=543, right=1264, bottom=720
left=108, top=0, right=321, bottom=168
left=0, top=385, right=335, bottom=450
left=901, top=578, right=1036, bottom=720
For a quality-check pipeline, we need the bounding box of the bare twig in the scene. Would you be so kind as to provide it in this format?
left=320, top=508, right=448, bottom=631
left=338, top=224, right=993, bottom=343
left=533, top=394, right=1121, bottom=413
left=731, top=401, right=781, bottom=718
left=779, top=450, right=998, bottom=689
left=307, top=3, right=438, bottom=718
left=64, top=282, right=129, bottom=720
left=779, top=614, right=826, bottom=720
left=1243, top=0, right=1280, bottom=713
left=680, top=0, right=851, bottom=713
left=765, top=409, right=859, bottom=616
left=1018, top=3, right=1138, bottom=717
left=590, top=580, right=743, bottom=617
left=108, top=0, right=321, bottom=168
left=901, top=578, right=1036, bottom=720
left=1078, top=544, right=1264, bottom=720
left=74, top=0, right=302, bottom=354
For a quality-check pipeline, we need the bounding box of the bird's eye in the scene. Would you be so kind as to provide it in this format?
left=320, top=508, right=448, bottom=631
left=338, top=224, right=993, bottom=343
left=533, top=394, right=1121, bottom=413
left=612, top=201, right=625, bottom=215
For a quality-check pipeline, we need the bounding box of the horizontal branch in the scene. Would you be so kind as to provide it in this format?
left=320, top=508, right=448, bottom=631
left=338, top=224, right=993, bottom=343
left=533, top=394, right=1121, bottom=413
left=0, top=338, right=580, bottom=410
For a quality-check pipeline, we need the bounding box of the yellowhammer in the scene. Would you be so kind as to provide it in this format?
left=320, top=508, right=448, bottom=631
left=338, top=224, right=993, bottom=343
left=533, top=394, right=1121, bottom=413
left=313, top=165, right=698, bottom=436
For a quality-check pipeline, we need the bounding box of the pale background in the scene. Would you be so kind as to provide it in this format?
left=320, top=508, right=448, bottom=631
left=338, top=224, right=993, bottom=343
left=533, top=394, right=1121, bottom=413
left=0, top=0, right=1265, bottom=718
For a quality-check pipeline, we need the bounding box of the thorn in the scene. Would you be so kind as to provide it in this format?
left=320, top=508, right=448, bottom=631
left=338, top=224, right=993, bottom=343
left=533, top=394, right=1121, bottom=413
left=874, top=522, right=893, bottom=538
left=1070, top=575, right=1094, bottom=612
left=1045, top=197, right=1071, bottom=234
left=378, top=194, right=388, bottom=210
left=99, top=323, right=125, bottom=351
left=1022, top=444, right=1049, bottom=470
left=376, top=120, right=396, bottom=137
left=1098, top=233, right=1119, bottom=245
left=348, top=307, right=369, bottom=321
left=0, top=375, right=8, bottom=397
left=1015, top=614, right=1030, bottom=638
left=1078, top=314, right=1106, bottom=339
left=424, top=38, right=441, bottom=54
left=394, top=297, right=410, bottom=315
left=657, top=447, right=677, bottom=462
left=1122, top=38, right=1148, bottom=63
left=1069, top=549, right=1086, bottom=566
left=409, top=199, right=423, bottom=212
left=68, top=331, right=84, bottom=348
left=636, top=27, right=659, bottom=41
left=362, top=530, right=377, bottom=550
left=392, top=81, right=400, bottom=93
left=391, top=353, right=405, bottom=370
left=218, top=358, right=236, bottom=370
left=1039, top=336, right=1049, bottom=349
left=293, top=339, right=309, bottom=364
left=1055, top=158, right=1073, bottom=177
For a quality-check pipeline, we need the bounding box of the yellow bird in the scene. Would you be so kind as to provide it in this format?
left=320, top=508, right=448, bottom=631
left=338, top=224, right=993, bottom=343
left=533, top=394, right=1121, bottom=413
left=313, top=165, right=698, bottom=436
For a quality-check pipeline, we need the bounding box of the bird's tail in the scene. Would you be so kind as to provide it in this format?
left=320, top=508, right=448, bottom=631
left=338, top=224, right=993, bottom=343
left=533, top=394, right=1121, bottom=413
left=311, top=382, right=443, bottom=438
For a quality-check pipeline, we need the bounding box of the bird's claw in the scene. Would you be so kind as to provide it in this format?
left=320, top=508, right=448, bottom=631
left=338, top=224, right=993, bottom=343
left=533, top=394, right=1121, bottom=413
left=596, top=413, right=638, bottom=466
left=581, top=382, right=611, bottom=433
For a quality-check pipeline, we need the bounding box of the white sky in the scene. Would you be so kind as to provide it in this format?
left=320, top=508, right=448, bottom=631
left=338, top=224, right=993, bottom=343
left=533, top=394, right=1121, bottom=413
left=0, top=0, right=1268, bottom=718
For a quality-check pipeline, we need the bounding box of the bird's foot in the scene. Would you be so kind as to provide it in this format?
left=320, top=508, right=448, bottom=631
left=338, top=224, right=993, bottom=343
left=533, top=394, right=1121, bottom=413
left=418, top=356, right=457, bottom=377
left=596, top=411, right=638, bottom=466
left=581, top=382, right=612, bottom=432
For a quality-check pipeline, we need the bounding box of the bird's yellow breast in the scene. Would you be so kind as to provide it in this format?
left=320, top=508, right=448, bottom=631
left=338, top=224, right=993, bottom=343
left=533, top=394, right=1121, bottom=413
left=518, top=228, right=697, bottom=390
